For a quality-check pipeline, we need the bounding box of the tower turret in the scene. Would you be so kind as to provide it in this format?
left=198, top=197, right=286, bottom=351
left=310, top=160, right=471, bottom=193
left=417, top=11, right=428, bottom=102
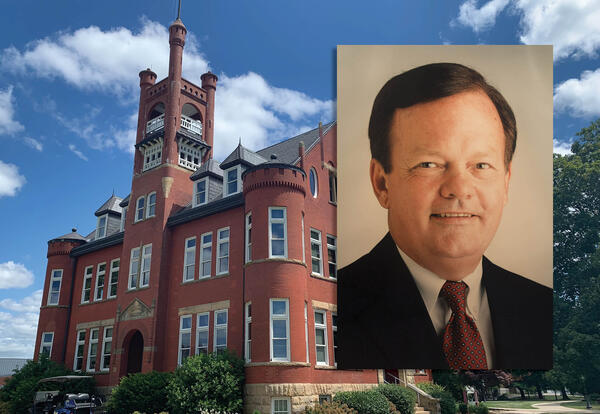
left=201, top=71, right=218, bottom=162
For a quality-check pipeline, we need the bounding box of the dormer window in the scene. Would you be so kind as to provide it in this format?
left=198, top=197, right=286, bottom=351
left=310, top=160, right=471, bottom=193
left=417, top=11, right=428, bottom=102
left=96, top=214, right=107, bottom=239
left=193, top=178, right=208, bottom=207
left=224, top=166, right=241, bottom=197
left=143, top=142, right=162, bottom=172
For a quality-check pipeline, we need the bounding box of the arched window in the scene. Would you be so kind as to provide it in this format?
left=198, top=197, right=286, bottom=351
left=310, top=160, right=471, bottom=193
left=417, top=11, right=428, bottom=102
left=309, top=168, right=318, bottom=198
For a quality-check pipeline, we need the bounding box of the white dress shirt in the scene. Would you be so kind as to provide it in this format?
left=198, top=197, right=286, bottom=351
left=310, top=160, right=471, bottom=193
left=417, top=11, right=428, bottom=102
left=397, top=247, right=496, bottom=368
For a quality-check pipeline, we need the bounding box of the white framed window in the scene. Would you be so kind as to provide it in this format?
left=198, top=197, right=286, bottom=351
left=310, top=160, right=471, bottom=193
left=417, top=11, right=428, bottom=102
left=245, top=302, right=252, bottom=362
left=101, top=326, right=113, bottom=371
left=135, top=196, right=145, bottom=222
left=245, top=212, right=252, bottom=263
left=269, top=207, right=287, bottom=258
left=96, top=214, right=107, bottom=239
left=178, top=315, right=192, bottom=365
left=309, top=167, right=318, bottom=198
left=128, top=247, right=140, bottom=290
left=194, top=178, right=208, bottom=207
left=214, top=309, right=228, bottom=353
left=329, top=171, right=337, bottom=203
left=47, top=269, right=63, bottom=305
left=272, top=398, right=291, bottom=414
left=183, top=237, right=196, bottom=282
left=146, top=192, right=157, bottom=218
left=108, top=259, right=119, bottom=299
left=94, top=262, right=106, bottom=301
left=270, top=299, right=290, bottom=362
left=40, top=332, right=54, bottom=357
left=327, top=235, right=337, bottom=279
left=143, top=142, right=162, bottom=172
left=86, top=328, right=99, bottom=371
left=332, top=313, right=338, bottom=366
left=140, top=244, right=152, bottom=287
left=178, top=141, right=201, bottom=171
left=314, top=310, right=328, bottom=365
left=224, top=166, right=241, bottom=197
left=81, top=266, right=93, bottom=303
left=217, top=228, right=229, bottom=275
left=120, top=207, right=127, bottom=232
left=200, top=232, right=212, bottom=278
left=310, top=229, right=323, bottom=275
left=74, top=330, right=86, bottom=371
left=304, top=303, right=309, bottom=363
left=196, top=312, right=209, bottom=355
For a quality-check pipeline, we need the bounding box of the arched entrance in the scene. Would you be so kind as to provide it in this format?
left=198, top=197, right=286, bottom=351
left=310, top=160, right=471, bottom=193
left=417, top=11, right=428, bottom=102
left=125, top=330, right=143, bottom=375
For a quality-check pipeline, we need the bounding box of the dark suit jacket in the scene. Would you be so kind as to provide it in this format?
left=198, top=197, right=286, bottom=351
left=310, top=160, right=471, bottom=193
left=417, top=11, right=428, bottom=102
left=336, top=233, right=553, bottom=369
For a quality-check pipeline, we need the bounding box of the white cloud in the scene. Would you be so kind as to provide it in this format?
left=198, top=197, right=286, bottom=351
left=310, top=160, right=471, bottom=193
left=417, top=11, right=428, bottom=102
left=24, top=137, right=43, bottom=151
left=214, top=72, right=334, bottom=160
left=0, top=86, right=24, bottom=135
left=454, top=0, right=511, bottom=33
left=0, top=160, right=26, bottom=198
left=0, top=290, right=41, bottom=358
left=68, top=144, right=88, bottom=161
left=454, top=0, right=600, bottom=60
left=0, top=261, right=34, bottom=289
left=553, top=139, right=573, bottom=156
left=554, top=68, right=600, bottom=118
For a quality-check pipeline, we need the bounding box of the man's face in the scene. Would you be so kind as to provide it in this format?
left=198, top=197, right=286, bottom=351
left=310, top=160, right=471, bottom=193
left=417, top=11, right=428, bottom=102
left=370, top=89, right=511, bottom=277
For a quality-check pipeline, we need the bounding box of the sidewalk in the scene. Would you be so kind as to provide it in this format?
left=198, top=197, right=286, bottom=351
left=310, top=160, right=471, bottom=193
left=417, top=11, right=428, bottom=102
left=489, top=400, right=600, bottom=414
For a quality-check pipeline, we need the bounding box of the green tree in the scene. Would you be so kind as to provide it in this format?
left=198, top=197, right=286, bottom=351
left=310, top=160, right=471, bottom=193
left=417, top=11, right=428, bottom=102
left=167, top=351, right=245, bottom=414
left=105, top=371, right=172, bottom=414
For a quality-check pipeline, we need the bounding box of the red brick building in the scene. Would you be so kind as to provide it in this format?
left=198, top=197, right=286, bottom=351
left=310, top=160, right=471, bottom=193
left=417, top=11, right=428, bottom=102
left=33, top=14, right=432, bottom=413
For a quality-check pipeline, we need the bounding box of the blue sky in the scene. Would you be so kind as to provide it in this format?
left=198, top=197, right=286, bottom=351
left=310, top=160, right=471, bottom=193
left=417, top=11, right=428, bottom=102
left=1, top=0, right=600, bottom=358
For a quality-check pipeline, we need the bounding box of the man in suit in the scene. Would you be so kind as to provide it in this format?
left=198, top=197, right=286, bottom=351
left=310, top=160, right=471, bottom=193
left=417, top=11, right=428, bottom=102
left=336, top=63, right=552, bottom=370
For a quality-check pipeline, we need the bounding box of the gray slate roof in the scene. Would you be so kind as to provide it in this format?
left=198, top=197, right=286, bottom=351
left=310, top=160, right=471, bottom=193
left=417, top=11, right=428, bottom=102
left=0, top=358, right=29, bottom=377
left=220, top=143, right=268, bottom=169
left=190, top=158, right=223, bottom=181
left=256, top=121, right=335, bottom=165
left=49, top=229, right=88, bottom=243
left=95, top=194, right=123, bottom=217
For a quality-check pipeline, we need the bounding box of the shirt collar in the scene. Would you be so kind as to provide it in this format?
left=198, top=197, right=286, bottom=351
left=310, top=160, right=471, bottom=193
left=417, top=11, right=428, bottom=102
left=396, top=246, right=484, bottom=320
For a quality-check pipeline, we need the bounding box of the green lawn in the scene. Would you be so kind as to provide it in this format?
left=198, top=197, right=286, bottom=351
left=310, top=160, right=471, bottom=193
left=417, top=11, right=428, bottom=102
left=559, top=400, right=599, bottom=409
left=485, top=400, right=544, bottom=409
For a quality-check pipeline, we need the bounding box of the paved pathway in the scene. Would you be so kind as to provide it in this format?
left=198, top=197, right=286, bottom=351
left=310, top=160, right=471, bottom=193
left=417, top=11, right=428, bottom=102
left=489, top=400, right=600, bottom=414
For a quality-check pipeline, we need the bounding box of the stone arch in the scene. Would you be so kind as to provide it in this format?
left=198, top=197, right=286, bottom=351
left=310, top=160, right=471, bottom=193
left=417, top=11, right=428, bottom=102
left=181, top=102, right=203, bottom=122
left=119, top=329, right=144, bottom=376
left=147, top=102, right=166, bottom=120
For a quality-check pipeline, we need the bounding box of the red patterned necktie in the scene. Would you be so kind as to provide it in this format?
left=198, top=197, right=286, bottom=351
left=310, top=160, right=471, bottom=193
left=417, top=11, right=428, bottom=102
left=440, top=281, right=488, bottom=369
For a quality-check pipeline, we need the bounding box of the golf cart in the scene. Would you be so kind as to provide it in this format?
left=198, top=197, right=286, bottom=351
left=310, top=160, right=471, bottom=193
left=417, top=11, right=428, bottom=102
left=31, top=375, right=103, bottom=414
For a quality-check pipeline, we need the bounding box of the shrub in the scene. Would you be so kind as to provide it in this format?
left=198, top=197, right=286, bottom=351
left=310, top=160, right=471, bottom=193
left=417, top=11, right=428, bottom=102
left=376, top=384, right=416, bottom=414
left=333, top=390, right=392, bottom=414
left=417, top=383, right=457, bottom=414
left=167, top=351, right=245, bottom=414
left=304, top=401, right=358, bottom=414
left=458, top=402, right=468, bottom=414
left=473, top=403, right=488, bottom=414
left=105, top=370, right=172, bottom=414
left=0, top=355, right=94, bottom=414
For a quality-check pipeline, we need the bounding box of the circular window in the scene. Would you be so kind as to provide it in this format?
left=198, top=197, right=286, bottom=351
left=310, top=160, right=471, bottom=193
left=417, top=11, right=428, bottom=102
left=309, top=168, right=318, bottom=198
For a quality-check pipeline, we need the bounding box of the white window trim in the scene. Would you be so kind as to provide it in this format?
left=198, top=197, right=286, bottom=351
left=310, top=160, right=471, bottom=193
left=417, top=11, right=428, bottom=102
left=178, top=315, right=192, bottom=366
left=146, top=191, right=157, bottom=218
left=183, top=236, right=196, bottom=282
left=245, top=212, right=252, bottom=263
left=81, top=266, right=93, bottom=304
left=86, top=328, right=99, bottom=372
left=120, top=206, right=127, bottom=232
left=223, top=165, right=241, bottom=197
left=216, top=227, right=229, bottom=275
left=310, top=229, right=323, bottom=276
left=107, top=259, right=119, bottom=299
left=214, top=309, right=228, bottom=353
left=327, top=235, right=337, bottom=279
left=135, top=196, right=145, bottom=222
left=270, top=298, right=290, bottom=362
left=309, top=167, right=318, bottom=198
left=128, top=247, right=141, bottom=290
left=196, top=312, right=210, bottom=355
left=100, top=326, right=113, bottom=371
left=314, top=309, right=329, bottom=366
left=272, top=397, right=291, bottom=414
left=47, top=269, right=63, bottom=306
left=140, top=244, right=152, bottom=287
left=245, top=302, right=252, bottom=362
left=40, top=332, right=54, bottom=358
left=200, top=232, right=212, bottom=279
left=96, top=214, right=108, bottom=239
left=73, top=330, right=86, bottom=371
left=94, top=262, right=106, bottom=302
left=268, top=207, right=287, bottom=258
left=332, top=312, right=338, bottom=367
left=193, top=177, right=209, bottom=207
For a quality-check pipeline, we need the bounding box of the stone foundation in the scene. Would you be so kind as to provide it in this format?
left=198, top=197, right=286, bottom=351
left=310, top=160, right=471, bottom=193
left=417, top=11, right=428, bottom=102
left=245, top=383, right=377, bottom=414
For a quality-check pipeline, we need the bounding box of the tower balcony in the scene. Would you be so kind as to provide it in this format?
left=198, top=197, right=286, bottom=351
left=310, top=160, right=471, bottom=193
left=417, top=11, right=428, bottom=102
left=145, top=114, right=202, bottom=138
